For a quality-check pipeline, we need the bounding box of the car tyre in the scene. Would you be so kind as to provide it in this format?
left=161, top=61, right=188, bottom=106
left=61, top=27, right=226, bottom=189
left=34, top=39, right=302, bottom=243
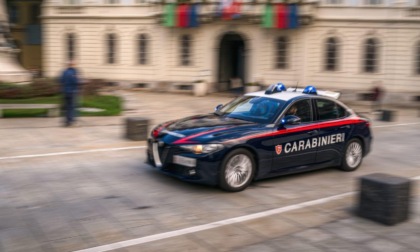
left=340, top=138, right=363, bottom=172
left=219, top=149, right=255, bottom=192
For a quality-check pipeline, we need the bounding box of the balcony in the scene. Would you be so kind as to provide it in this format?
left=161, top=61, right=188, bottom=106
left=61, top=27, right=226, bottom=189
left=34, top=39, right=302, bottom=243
left=44, top=1, right=318, bottom=26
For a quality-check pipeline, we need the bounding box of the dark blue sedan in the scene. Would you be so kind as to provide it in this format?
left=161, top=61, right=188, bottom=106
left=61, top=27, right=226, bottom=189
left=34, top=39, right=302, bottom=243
left=146, top=85, right=372, bottom=192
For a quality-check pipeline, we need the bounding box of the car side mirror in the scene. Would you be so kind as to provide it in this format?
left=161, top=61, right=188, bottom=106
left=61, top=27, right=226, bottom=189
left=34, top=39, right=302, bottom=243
left=281, top=115, right=301, bottom=126
left=215, top=104, right=223, bottom=112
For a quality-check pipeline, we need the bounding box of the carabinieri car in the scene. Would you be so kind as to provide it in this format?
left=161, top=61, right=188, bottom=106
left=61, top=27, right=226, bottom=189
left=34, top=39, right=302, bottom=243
left=146, top=84, right=372, bottom=192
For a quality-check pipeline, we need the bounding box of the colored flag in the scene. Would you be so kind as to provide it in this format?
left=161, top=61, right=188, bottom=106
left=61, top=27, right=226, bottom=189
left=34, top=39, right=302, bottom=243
left=221, top=0, right=233, bottom=20
left=275, top=4, right=287, bottom=29
left=262, top=4, right=273, bottom=28
left=177, top=4, right=189, bottom=28
left=288, top=4, right=299, bottom=29
left=231, top=0, right=242, bottom=19
left=262, top=4, right=299, bottom=29
left=164, top=3, right=200, bottom=28
left=188, top=4, right=199, bottom=28
left=216, top=0, right=241, bottom=20
left=163, top=3, right=176, bottom=27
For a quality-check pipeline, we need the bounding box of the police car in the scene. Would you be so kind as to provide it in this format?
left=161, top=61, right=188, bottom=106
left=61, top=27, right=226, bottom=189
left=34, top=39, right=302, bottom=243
left=147, top=84, right=372, bottom=192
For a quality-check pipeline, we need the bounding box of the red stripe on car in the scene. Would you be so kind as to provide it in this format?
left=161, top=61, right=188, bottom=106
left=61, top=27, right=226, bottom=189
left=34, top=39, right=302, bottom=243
left=173, top=127, right=229, bottom=144
left=225, top=117, right=366, bottom=143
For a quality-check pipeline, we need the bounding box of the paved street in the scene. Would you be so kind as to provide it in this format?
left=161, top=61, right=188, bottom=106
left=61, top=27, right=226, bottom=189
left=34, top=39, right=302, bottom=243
left=1, top=91, right=420, bottom=252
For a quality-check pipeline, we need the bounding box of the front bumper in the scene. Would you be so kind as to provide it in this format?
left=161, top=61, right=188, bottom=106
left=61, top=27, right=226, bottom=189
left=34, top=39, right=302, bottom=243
left=146, top=139, right=224, bottom=186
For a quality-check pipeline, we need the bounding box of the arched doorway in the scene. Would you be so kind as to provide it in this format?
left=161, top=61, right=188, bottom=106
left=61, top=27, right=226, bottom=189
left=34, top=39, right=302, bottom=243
left=218, top=32, right=246, bottom=93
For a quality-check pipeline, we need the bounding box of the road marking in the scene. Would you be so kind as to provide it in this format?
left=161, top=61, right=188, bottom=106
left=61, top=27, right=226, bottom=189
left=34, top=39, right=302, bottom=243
left=74, top=192, right=355, bottom=252
left=372, top=122, right=420, bottom=128
left=1, top=121, right=419, bottom=161
left=0, top=146, right=146, bottom=160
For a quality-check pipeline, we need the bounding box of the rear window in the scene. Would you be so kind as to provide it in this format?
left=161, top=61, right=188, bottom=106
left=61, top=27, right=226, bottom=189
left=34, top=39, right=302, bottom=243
left=316, top=99, right=348, bottom=121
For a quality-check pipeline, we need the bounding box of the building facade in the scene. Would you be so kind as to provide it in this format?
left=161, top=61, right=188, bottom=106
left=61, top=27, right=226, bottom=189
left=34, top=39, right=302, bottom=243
left=41, top=0, right=420, bottom=93
left=6, top=0, right=43, bottom=74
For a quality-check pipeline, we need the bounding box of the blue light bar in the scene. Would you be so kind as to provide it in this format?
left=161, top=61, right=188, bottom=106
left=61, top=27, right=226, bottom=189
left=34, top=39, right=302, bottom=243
left=265, top=83, right=287, bottom=94
left=277, top=83, right=287, bottom=91
left=303, top=85, right=317, bottom=95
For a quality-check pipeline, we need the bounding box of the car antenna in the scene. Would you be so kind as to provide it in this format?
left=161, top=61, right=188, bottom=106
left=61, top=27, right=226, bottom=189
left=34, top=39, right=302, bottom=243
left=293, top=82, right=299, bottom=92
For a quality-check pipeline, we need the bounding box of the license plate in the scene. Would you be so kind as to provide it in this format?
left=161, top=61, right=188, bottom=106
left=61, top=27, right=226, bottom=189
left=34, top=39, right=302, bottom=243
left=152, top=142, right=162, bottom=167
left=173, top=155, right=196, bottom=167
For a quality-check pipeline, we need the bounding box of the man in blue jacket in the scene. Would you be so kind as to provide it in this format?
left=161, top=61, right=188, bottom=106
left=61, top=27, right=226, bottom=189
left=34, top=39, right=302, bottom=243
left=60, top=61, right=80, bottom=127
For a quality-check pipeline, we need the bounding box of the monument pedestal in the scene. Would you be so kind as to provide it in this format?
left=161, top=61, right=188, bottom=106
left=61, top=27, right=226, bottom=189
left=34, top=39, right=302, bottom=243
left=0, top=47, right=31, bottom=83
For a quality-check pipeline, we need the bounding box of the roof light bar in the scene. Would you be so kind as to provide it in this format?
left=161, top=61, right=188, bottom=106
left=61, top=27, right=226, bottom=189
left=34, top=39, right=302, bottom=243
left=265, top=83, right=287, bottom=95
left=303, top=85, right=317, bottom=95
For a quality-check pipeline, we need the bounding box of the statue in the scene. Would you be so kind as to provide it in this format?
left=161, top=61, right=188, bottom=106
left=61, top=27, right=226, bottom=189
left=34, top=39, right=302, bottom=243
left=0, top=0, right=31, bottom=83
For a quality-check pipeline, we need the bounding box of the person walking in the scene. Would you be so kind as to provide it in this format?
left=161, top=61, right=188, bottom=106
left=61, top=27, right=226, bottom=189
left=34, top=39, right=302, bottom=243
left=60, top=61, right=80, bottom=127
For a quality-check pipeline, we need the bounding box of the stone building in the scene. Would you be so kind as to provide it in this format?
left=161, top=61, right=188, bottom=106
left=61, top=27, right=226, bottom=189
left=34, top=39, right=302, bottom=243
left=26, top=0, right=420, bottom=94
left=6, top=0, right=43, bottom=74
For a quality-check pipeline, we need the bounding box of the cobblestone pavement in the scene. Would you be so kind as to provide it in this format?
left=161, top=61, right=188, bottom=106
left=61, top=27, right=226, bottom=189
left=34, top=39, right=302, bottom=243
left=0, top=90, right=420, bottom=252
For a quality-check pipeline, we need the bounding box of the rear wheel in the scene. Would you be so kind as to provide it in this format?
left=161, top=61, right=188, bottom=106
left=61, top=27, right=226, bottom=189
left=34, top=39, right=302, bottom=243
left=219, top=149, right=255, bottom=192
left=340, top=138, right=363, bottom=171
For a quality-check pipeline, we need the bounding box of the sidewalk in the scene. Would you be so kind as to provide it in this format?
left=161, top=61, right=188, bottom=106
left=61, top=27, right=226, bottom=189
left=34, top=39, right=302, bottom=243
left=1, top=90, right=420, bottom=252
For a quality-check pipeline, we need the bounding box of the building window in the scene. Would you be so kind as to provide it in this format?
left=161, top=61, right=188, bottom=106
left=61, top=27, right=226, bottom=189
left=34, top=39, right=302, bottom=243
left=325, top=37, right=339, bottom=71
left=180, top=35, right=191, bottom=66
left=30, top=3, right=41, bottom=24
left=8, top=3, right=19, bottom=24
left=67, top=33, right=76, bottom=61
left=275, top=37, right=288, bottom=69
left=138, top=34, right=148, bottom=65
left=416, top=41, right=420, bottom=75
left=107, top=34, right=117, bottom=64
left=105, top=0, right=120, bottom=4
left=365, top=0, right=382, bottom=5
left=363, top=38, right=379, bottom=73
left=63, top=0, right=80, bottom=4
left=325, top=0, right=344, bottom=4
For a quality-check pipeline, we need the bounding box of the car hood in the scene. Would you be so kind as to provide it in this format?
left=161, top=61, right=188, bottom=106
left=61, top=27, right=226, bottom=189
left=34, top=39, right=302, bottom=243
left=152, top=114, right=269, bottom=145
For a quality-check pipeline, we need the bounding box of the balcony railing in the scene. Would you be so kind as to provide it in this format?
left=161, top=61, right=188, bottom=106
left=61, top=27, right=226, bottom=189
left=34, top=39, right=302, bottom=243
left=48, top=2, right=318, bottom=26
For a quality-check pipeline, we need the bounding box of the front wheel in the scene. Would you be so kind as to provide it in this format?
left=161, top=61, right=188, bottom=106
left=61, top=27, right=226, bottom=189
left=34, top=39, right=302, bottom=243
left=340, top=138, right=363, bottom=172
left=219, top=149, right=255, bottom=192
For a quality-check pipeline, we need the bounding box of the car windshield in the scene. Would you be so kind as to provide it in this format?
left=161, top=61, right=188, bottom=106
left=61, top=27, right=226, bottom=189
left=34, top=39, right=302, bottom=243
left=217, top=96, right=286, bottom=124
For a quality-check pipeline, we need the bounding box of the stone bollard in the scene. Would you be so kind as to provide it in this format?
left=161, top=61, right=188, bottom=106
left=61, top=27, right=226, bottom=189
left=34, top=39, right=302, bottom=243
left=414, top=95, right=420, bottom=117
left=379, top=110, right=395, bottom=122
left=358, top=173, right=411, bottom=225
left=125, top=117, right=149, bottom=141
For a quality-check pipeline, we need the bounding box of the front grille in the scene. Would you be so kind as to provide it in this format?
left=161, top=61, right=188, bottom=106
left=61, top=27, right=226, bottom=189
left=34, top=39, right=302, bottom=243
left=162, top=164, right=190, bottom=176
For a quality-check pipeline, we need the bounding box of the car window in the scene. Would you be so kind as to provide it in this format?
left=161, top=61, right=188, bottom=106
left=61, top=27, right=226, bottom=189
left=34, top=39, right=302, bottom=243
left=316, top=99, right=348, bottom=121
left=285, top=99, right=313, bottom=123
left=219, top=96, right=286, bottom=124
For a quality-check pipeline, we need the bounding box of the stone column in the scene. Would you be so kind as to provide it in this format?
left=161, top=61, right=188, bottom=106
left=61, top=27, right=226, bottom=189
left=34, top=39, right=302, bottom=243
left=0, top=0, right=31, bottom=83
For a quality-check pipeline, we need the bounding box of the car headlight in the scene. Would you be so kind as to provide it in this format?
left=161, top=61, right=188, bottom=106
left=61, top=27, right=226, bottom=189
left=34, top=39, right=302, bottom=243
left=179, top=144, right=224, bottom=154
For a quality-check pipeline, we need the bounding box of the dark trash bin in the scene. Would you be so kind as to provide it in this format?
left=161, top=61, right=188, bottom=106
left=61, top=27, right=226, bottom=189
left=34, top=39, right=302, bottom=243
left=125, top=117, right=149, bottom=141
left=358, top=173, right=411, bottom=226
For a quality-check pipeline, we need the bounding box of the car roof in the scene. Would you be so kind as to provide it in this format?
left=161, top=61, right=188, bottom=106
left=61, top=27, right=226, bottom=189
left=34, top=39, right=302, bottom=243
left=244, top=90, right=312, bottom=102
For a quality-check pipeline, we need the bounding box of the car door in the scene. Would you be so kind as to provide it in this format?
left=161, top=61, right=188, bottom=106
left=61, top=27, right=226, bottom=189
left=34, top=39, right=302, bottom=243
left=314, top=98, right=352, bottom=164
left=270, top=98, right=318, bottom=173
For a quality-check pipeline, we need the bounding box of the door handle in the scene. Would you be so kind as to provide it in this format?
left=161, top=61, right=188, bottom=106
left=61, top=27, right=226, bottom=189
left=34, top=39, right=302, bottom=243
left=307, top=130, right=319, bottom=135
